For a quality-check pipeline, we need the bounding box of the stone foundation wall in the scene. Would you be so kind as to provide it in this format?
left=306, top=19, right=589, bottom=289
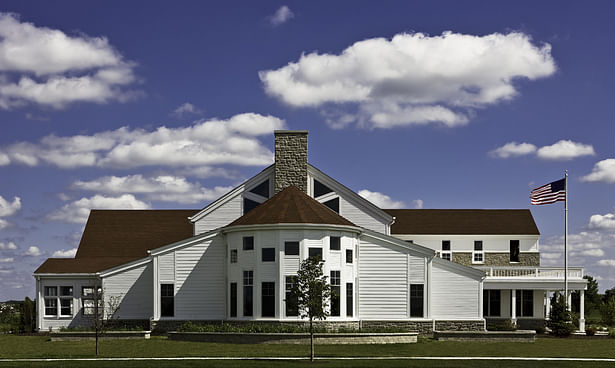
left=361, top=320, right=433, bottom=335
left=453, top=252, right=539, bottom=267
left=434, top=320, right=485, bottom=331
left=152, top=319, right=360, bottom=333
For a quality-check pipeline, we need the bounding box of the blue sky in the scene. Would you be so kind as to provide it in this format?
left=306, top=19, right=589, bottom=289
left=1, top=1, right=615, bottom=300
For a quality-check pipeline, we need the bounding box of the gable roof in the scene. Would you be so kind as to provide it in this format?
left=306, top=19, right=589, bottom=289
left=35, top=209, right=197, bottom=274
left=384, top=209, right=539, bottom=235
left=227, top=186, right=356, bottom=227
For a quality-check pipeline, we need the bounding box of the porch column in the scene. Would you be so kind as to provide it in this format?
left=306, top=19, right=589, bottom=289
left=579, top=289, right=585, bottom=332
left=545, top=291, right=551, bottom=320
left=567, top=290, right=572, bottom=311
left=511, top=289, right=517, bottom=326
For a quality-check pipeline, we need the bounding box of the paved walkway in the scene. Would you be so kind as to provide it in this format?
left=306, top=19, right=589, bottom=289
left=1, top=356, right=615, bottom=362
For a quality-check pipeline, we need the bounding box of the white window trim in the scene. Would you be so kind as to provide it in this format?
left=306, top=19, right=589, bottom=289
left=440, top=251, right=452, bottom=261
left=472, top=251, right=484, bottom=264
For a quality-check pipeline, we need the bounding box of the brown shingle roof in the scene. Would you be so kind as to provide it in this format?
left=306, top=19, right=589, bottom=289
left=384, top=209, right=539, bottom=235
left=227, top=186, right=356, bottom=227
left=35, top=210, right=197, bottom=274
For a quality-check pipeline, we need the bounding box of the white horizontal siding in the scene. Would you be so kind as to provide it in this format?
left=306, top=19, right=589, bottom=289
left=340, top=196, right=387, bottom=233
left=175, top=235, right=226, bottom=319
left=159, top=253, right=175, bottom=282
left=408, top=255, right=425, bottom=283
left=283, top=256, right=299, bottom=274
left=358, top=239, right=408, bottom=319
left=194, top=194, right=242, bottom=235
left=431, top=262, right=480, bottom=319
left=104, top=263, right=153, bottom=319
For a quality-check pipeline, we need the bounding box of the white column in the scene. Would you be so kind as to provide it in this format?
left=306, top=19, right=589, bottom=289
left=567, top=290, right=572, bottom=311
left=511, top=289, right=517, bottom=326
left=579, top=289, right=585, bottom=332
left=545, top=291, right=551, bottom=320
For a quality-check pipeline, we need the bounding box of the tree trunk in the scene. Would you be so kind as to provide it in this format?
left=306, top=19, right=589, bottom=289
left=95, top=325, right=99, bottom=356
left=309, top=317, right=314, bottom=362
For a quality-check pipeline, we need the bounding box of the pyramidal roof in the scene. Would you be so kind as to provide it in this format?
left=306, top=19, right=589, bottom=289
left=227, top=186, right=356, bottom=227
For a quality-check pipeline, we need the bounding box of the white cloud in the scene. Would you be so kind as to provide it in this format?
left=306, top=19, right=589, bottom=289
left=260, top=31, right=555, bottom=128
left=540, top=231, right=612, bottom=265
left=269, top=6, right=294, bottom=26
left=490, top=142, right=537, bottom=158
left=52, top=248, right=77, bottom=258
left=0, top=257, right=13, bottom=263
left=48, top=194, right=150, bottom=224
left=172, top=102, right=201, bottom=117
left=0, top=153, right=9, bottom=166
left=358, top=189, right=406, bottom=209
left=0, top=241, right=17, bottom=250
left=73, top=174, right=232, bottom=205
left=597, top=259, right=615, bottom=267
left=411, top=199, right=424, bottom=209
left=589, top=213, right=615, bottom=231
left=0, top=113, right=285, bottom=169
left=581, top=159, right=615, bottom=183
left=535, top=140, right=595, bottom=160
left=0, top=13, right=139, bottom=109
left=0, top=195, right=20, bottom=217
left=0, top=219, right=8, bottom=229
left=24, top=246, right=41, bottom=257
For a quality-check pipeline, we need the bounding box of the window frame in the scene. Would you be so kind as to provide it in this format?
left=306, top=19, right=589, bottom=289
left=44, top=286, right=58, bottom=317
left=308, top=247, right=322, bottom=260
left=284, top=241, right=299, bottom=256
left=243, top=270, right=254, bottom=317
left=160, top=283, right=175, bottom=318
left=243, top=236, right=254, bottom=251
left=472, top=240, right=484, bottom=264
left=230, top=282, right=237, bottom=318
left=330, top=271, right=341, bottom=317
left=441, top=240, right=452, bottom=261
left=230, top=249, right=238, bottom=263
left=81, top=286, right=101, bottom=316
left=261, top=282, right=275, bottom=318
left=330, top=236, right=341, bottom=251
left=345, top=249, right=353, bottom=264
left=410, top=284, right=424, bottom=318
left=261, top=247, right=276, bottom=262
left=510, top=240, right=520, bottom=263
left=285, top=276, right=298, bottom=317
left=346, top=283, right=353, bottom=317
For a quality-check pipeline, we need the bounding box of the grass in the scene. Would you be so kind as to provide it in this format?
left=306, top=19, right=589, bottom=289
left=0, top=335, right=614, bottom=367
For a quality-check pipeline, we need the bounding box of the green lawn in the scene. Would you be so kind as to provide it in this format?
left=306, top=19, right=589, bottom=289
left=0, top=335, right=614, bottom=368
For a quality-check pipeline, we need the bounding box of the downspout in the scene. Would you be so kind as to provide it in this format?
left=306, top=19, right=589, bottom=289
left=386, top=216, right=396, bottom=236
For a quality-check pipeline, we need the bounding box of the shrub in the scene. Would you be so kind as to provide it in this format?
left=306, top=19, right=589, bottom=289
left=487, top=320, right=517, bottom=331
left=547, top=293, right=575, bottom=337
left=609, top=328, right=615, bottom=338
left=585, top=327, right=596, bottom=336
left=535, top=326, right=546, bottom=335
left=600, top=297, right=615, bottom=326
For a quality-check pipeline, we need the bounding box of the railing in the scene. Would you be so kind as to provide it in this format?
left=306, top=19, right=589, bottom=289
left=475, top=266, right=584, bottom=279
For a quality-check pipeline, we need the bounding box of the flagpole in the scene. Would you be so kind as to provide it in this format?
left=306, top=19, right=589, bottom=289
left=564, top=170, right=568, bottom=308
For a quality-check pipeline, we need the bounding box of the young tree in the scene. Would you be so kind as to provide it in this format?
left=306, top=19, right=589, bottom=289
left=290, top=256, right=332, bottom=362
left=548, top=293, right=575, bottom=337
left=572, top=275, right=600, bottom=313
left=600, top=296, right=615, bottom=326
left=85, top=287, right=121, bottom=356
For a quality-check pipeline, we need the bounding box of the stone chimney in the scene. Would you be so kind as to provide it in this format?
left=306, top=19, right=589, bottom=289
left=274, top=130, right=308, bottom=194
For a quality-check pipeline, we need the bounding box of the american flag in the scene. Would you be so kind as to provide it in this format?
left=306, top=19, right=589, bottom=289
left=530, top=178, right=566, bottom=205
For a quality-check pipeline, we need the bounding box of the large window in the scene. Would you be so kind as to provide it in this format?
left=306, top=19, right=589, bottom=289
left=160, top=284, right=174, bottom=317
left=243, top=236, right=254, bottom=251
left=81, top=286, right=101, bottom=316
left=441, top=240, right=451, bottom=261
left=510, top=240, right=520, bottom=263
left=330, top=271, right=340, bottom=317
left=44, top=286, right=57, bottom=316
left=285, top=276, right=298, bottom=317
left=483, top=290, right=501, bottom=317
left=308, top=247, right=322, bottom=260
left=59, top=286, right=73, bottom=316
left=330, top=236, right=341, bottom=251
left=243, top=271, right=253, bottom=317
left=230, top=283, right=237, bottom=317
left=262, top=248, right=275, bottom=262
left=284, top=241, right=299, bottom=256
left=410, top=284, right=424, bottom=318
left=513, top=290, right=534, bottom=317
left=346, top=283, right=353, bottom=317
left=261, top=282, right=275, bottom=317
left=473, top=241, right=484, bottom=264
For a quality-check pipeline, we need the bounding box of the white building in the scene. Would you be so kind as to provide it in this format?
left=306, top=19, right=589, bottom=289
left=34, top=130, right=586, bottom=332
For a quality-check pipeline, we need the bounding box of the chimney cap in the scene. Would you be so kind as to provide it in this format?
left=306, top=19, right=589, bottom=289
left=274, top=130, right=308, bottom=134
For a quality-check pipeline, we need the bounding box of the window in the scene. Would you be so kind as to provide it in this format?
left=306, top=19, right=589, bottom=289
left=510, top=240, right=520, bottom=263
left=243, top=197, right=260, bottom=214
left=243, top=271, right=253, bottom=317
left=230, top=249, right=238, bottom=263
left=473, top=241, right=484, bottom=263
left=261, top=282, right=275, bottom=317
left=308, top=247, right=322, bottom=260
left=410, top=284, right=424, bottom=318
left=346, top=283, right=353, bottom=317
left=243, top=236, right=254, bottom=251
left=81, top=286, right=100, bottom=316
left=160, top=284, right=174, bottom=317
left=59, top=286, right=73, bottom=316
left=285, top=276, right=298, bottom=317
left=249, top=179, right=270, bottom=198
left=262, top=248, right=275, bottom=262
left=346, top=249, right=353, bottom=264
left=483, top=290, right=501, bottom=317
left=44, top=287, right=57, bottom=316
left=314, top=179, right=334, bottom=198
left=330, top=271, right=340, bottom=317
left=513, top=290, right=534, bottom=317
left=441, top=240, right=451, bottom=261
left=230, top=283, right=237, bottom=317
left=330, top=236, right=341, bottom=251
left=323, top=197, right=340, bottom=213
left=284, top=241, right=299, bottom=256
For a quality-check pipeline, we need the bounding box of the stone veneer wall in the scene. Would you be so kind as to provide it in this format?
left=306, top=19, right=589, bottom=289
left=452, top=252, right=540, bottom=267
left=274, top=130, right=308, bottom=194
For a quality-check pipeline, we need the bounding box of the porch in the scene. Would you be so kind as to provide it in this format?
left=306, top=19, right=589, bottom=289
left=476, top=266, right=588, bottom=332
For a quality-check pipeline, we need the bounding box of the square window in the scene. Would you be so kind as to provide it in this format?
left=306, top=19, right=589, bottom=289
left=474, top=241, right=483, bottom=251
left=330, top=236, right=341, bottom=251
left=442, top=240, right=451, bottom=251
left=230, top=249, right=238, bottom=263
left=243, top=236, right=254, bottom=251
left=346, top=249, right=353, bottom=264
left=262, top=247, right=275, bottom=262
left=308, top=247, right=322, bottom=260
left=284, top=241, right=299, bottom=256
left=60, top=286, right=73, bottom=296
